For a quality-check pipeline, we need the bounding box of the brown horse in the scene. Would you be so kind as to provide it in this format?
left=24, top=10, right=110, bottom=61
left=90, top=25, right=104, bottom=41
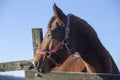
left=33, top=4, right=119, bottom=74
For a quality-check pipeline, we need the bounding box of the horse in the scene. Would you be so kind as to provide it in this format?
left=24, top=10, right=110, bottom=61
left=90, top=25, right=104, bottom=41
left=33, top=3, right=119, bottom=74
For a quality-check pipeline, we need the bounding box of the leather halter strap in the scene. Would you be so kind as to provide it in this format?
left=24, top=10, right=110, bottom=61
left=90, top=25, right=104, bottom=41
left=36, top=14, right=71, bottom=66
left=65, top=14, right=71, bottom=39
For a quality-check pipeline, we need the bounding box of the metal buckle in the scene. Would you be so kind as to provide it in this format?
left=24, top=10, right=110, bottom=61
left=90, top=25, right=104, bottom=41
left=45, top=52, right=51, bottom=59
left=63, top=39, right=70, bottom=52
left=64, top=39, right=69, bottom=44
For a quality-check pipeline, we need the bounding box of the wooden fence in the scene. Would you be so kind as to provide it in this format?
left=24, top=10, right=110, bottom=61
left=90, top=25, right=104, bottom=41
left=0, top=28, right=120, bottom=80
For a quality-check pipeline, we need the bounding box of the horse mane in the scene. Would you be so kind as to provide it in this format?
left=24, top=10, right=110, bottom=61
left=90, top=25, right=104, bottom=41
left=69, top=14, right=119, bottom=73
left=73, top=15, right=97, bottom=33
left=70, top=14, right=99, bottom=38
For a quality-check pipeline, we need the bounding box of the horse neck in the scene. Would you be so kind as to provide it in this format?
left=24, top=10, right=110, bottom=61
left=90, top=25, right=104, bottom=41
left=54, top=53, right=85, bottom=72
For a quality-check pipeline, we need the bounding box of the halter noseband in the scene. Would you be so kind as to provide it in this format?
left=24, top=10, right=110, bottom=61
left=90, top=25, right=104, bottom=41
left=36, top=14, right=71, bottom=66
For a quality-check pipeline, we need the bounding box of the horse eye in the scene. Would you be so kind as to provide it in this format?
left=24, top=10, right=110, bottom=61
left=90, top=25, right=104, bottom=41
left=48, top=30, right=53, bottom=39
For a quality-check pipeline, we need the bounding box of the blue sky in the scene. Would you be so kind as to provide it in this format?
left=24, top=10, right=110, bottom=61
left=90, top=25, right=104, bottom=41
left=0, top=0, right=120, bottom=77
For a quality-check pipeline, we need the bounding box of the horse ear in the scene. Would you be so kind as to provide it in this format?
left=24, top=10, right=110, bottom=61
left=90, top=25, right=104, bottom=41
left=53, top=3, right=67, bottom=24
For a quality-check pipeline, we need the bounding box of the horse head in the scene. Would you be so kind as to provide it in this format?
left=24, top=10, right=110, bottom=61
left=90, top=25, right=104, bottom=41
left=33, top=4, right=71, bottom=73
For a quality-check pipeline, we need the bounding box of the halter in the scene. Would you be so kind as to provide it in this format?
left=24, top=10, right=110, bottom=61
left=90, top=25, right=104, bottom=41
left=36, top=14, right=71, bottom=66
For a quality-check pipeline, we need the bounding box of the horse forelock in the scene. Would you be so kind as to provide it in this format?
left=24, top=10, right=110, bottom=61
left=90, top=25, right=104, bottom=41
left=48, top=16, right=56, bottom=29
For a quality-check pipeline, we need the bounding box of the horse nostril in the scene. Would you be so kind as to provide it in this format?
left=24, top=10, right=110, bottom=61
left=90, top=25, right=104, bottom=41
left=32, top=61, right=40, bottom=68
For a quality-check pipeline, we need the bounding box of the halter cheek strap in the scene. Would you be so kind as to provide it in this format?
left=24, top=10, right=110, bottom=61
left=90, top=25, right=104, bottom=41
left=65, top=14, right=71, bottom=39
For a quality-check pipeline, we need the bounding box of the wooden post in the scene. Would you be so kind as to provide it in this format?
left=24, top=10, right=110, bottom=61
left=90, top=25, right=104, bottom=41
left=32, top=28, right=43, bottom=56
left=0, top=60, right=32, bottom=72
left=25, top=28, right=43, bottom=80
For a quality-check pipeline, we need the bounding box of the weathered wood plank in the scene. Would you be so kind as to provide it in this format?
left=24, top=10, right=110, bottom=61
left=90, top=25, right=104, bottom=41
left=25, top=71, right=120, bottom=80
left=32, top=28, right=43, bottom=56
left=0, top=60, right=33, bottom=72
left=0, top=59, right=120, bottom=80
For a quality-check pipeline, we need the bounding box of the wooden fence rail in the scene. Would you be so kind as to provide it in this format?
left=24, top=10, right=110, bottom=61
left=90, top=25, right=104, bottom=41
left=0, top=59, right=32, bottom=72
left=0, top=28, right=120, bottom=80
left=0, top=60, right=120, bottom=80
